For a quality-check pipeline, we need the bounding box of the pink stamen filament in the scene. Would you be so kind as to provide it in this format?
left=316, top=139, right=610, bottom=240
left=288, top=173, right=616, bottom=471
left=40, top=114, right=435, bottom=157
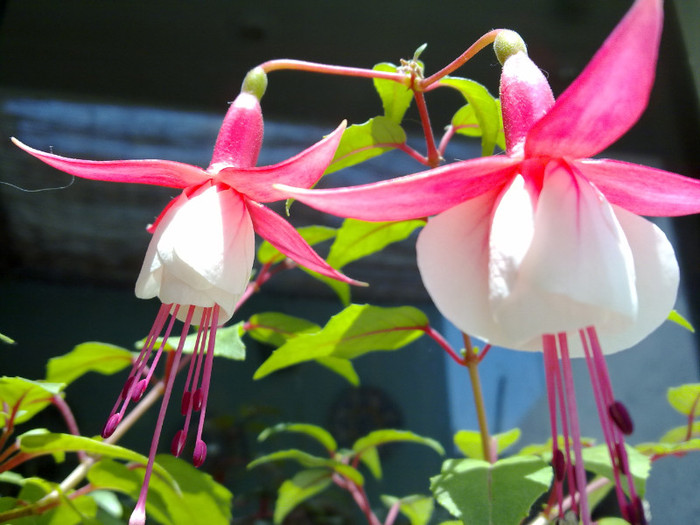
left=192, top=305, right=219, bottom=467
left=542, top=335, right=565, bottom=517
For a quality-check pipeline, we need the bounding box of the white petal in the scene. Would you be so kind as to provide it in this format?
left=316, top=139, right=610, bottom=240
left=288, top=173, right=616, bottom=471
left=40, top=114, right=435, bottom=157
left=492, top=163, right=637, bottom=345
left=416, top=189, right=502, bottom=341
left=135, top=184, right=254, bottom=322
left=586, top=208, right=679, bottom=354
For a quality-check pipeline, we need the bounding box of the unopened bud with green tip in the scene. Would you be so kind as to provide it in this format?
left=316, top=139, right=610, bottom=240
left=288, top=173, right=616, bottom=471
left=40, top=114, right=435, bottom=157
left=241, top=66, right=268, bottom=100
left=494, top=30, right=527, bottom=65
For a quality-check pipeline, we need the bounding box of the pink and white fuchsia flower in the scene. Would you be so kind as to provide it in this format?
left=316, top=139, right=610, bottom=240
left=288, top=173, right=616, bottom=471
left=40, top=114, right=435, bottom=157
left=278, top=0, right=700, bottom=522
left=13, top=89, right=349, bottom=524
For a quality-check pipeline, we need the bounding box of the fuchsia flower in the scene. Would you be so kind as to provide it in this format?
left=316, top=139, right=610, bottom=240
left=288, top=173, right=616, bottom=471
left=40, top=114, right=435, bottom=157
left=279, top=0, right=700, bottom=522
left=13, top=89, right=349, bottom=524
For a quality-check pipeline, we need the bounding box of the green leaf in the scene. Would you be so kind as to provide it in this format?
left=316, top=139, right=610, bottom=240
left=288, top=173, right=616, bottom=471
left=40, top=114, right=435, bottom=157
left=353, top=429, right=444, bottom=479
left=327, top=218, right=424, bottom=269
left=136, top=322, right=246, bottom=361
left=667, top=384, right=700, bottom=416
left=0, top=377, right=64, bottom=426
left=431, top=456, right=552, bottom=524
left=46, top=342, right=133, bottom=385
left=581, top=444, right=651, bottom=498
left=597, top=519, right=632, bottom=525
left=636, top=438, right=700, bottom=456
left=381, top=494, right=434, bottom=525
left=454, top=428, right=521, bottom=460
left=88, top=490, right=123, bottom=519
left=440, top=76, right=501, bottom=156
left=254, top=304, right=428, bottom=379
left=326, top=117, right=407, bottom=174
left=257, top=225, right=337, bottom=265
left=248, top=449, right=363, bottom=485
left=0, top=332, right=15, bottom=345
left=300, top=267, right=352, bottom=306
left=18, top=433, right=174, bottom=487
left=246, top=312, right=321, bottom=347
left=315, top=356, right=360, bottom=386
left=274, top=469, right=333, bottom=524
left=258, top=423, right=338, bottom=453
left=667, top=310, right=695, bottom=332
left=372, top=63, right=413, bottom=123
left=659, top=422, right=700, bottom=443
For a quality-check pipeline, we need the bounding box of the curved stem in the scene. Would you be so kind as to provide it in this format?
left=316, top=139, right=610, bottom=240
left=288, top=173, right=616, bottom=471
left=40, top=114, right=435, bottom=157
left=423, top=325, right=465, bottom=365
left=413, top=91, right=440, bottom=167
left=259, top=59, right=406, bottom=84
left=421, top=29, right=503, bottom=88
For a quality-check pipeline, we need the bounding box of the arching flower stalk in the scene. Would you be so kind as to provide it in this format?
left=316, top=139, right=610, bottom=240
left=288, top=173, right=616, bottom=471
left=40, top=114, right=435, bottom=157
left=13, top=80, right=352, bottom=524
left=276, top=0, right=700, bottom=522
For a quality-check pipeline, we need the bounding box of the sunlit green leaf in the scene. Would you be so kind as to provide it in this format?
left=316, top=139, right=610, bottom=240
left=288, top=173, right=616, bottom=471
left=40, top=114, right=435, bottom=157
left=636, top=438, right=700, bottom=457
left=46, top=342, right=132, bottom=385
left=136, top=322, right=246, bottom=361
left=581, top=444, right=650, bottom=498
left=254, top=304, right=428, bottom=379
left=518, top=436, right=596, bottom=460
left=328, top=218, right=424, bottom=269
left=667, top=310, right=695, bottom=332
left=274, top=469, right=333, bottom=524
left=667, top=384, right=700, bottom=416
left=440, top=76, right=501, bottom=156
left=454, top=428, right=521, bottom=460
left=258, top=422, right=338, bottom=453
left=89, top=490, right=122, bottom=519
left=0, top=377, right=64, bottom=426
left=257, top=225, right=337, bottom=265
left=0, top=332, right=15, bottom=345
left=597, top=518, right=632, bottom=525
left=326, top=117, right=406, bottom=174
left=431, top=456, right=552, bottom=524
left=659, top=422, right=700, bottom=443
left=246, top=313, right=321, bottom=348
left=373, top=63, right=413, bottom=123
left=381, top=494, right=434, bottom=525
left=300, top=267, right=352, bottom=306
left=315, top=356, right=360, bottom=386
left=248, top=449, right=363, bottom=485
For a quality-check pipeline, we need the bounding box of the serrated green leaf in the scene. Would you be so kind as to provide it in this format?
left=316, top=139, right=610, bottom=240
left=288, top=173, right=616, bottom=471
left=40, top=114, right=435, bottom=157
left=667, top=310, right=695, bottom=332
left=454, top=428, right=521, bottom=460
left=258, top=423, right=337, bottom=453
left=327, top=218, right=424, bottom=269
left=440, top=76, right=501, bottom=156
left=274, top=469, right=333, bottom=524
left=254, top=304, right=428, bottom=379
left=373, top=63, right=413, bottom=123
left=257, top=225, right=337, bottom=265
left=667, top=384, right=700, bottom=416
left=581, top=444, right=650, bottom=498
left=0, top=377, right=64, bottom=426
left=46, top=342, right=133, bottom=385
left=315, top=356, right=360, bottom=386
left=431, top=456, right=552, bottom=524
left=659, top=422, right=700, bottom=443
left=19, top=433, right=173, bottom=487
left=635, top=438, right=700, bottom=456
left=326, top=117, right=407, bottom=174
left=246, top=313, right=321, bottom=348
left=248, top=449, right=363, bottom=485
left=381, top=494, right=434, bottom=525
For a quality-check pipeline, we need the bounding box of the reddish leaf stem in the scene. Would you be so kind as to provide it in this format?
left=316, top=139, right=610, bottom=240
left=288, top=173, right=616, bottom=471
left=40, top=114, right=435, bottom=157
left=259, top=59, right=406, bottom=84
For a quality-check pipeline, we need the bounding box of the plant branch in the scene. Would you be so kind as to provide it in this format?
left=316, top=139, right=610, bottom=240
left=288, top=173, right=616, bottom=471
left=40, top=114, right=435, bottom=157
left=463, top=332, right=493, bottom=462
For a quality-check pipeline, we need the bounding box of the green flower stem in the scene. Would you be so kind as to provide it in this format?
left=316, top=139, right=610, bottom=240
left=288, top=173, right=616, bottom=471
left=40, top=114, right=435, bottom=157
left=462, top=332, right=493, bottom=463
left=421, top=29, right=503, bottom=88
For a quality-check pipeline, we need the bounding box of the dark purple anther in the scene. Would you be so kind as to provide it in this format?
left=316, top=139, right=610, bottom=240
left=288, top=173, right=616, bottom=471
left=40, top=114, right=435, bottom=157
left=553, top=449, right=567, bottom=482
left=171, top=429, right=187, bottom=457
left=193, top=439, right=207, bottom=467
left=609, top=400, right=634, bottom=435
left=192, top=389, right=203, bottom=411
left=615, top=442, right=630, bottom=475
left=180, top=391, right=192, bottom=415
left=131, top=379, right=148, bottom=402
left=628, top=496, right=647, bottom=525
left=120, top=376, right=134, bottom=400
left=102, top=413, right=122, bottom=438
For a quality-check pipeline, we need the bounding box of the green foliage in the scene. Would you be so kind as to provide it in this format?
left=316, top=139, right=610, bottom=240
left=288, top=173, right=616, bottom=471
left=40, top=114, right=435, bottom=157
left=381, top=494, right=434, bottom=525
left=248, top=449, right=364, bottom=485
left=431, top=455, right=552, bottom=525
left=253, top=304, right=428, bottom=379
left=454, top=428, right=520, bottom=460
left=46, top=342, right=133, bottom=385
left=667, top=383, right=700, bottom=416
left=274, top=469, right=333, bottom=524
left=257, top=225, right=337, bottom=265
left=439, top=76, right=502, bottom=156
left=325, top=117, right=407, bottom=174
left=247, top=312, right=321, bottom=347
left=372, top=63, right=414, bottom=123
left=0, top=377, right=64, bottom=426
left=136, top=322, right=246, bottom=361
left=667, top=309, right=695, bottom=332
left=659, top=422, right=700, bottom=443
left=258, top=422, right=338, bottom=453
left=581, top=444, right=651, bottom=498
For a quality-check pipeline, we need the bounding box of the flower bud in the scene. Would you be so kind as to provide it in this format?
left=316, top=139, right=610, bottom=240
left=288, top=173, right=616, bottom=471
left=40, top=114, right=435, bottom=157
left=241, top=66, right=268, bottom=100
left=494, top=30, right=527, bottom=65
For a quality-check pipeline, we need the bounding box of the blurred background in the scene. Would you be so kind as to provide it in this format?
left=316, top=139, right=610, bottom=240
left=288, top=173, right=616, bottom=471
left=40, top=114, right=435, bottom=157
left=1, top=1, right=699, bottom=522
